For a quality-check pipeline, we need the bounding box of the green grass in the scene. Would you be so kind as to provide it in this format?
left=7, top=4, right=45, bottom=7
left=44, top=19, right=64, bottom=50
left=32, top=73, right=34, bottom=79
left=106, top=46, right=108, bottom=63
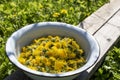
left=90, top=40, right=120, bottom=80
left=0, top=0, right=109, bottom=79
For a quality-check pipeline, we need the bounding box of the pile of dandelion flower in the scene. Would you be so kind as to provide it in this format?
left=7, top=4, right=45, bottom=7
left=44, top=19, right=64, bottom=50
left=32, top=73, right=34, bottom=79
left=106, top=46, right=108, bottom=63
left=18, top=36, right=86, bottom=73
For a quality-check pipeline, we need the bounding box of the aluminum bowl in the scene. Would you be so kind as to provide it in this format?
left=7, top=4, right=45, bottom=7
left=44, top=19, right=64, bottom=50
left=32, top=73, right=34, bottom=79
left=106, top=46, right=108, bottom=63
left=6, top=22, right=99, bottom=80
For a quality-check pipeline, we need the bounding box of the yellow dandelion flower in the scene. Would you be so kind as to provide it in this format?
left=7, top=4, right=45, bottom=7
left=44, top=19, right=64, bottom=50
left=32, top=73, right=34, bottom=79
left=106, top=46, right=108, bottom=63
left=18, top=36, right=85, bottom=73
left=28, top=56, right=33, bottom=61
left=19, top=52, right=25, bottom=58
left=35, top=56, right=41, bottom=62
left=79, top=49, right=84, bottom=54
left=45, top=41, right=52, bottom=48
left=68, top=53, right=76, bottom=59
left=68, top=60, right=75, bottom=65
left=57, top=49, right=67, bottom=59
left=28, top=66, right=38, bottom=70
left=79, top=57, right=85, bottom=62
left=41, top=56, right=48, bottom=64
left=31, top=59, right=37, bottom=66
left=49, top=57, right=56, bottom=61
left=18, top=57, right=26, bottom=64
left=41, top=67, right=46, bottom=72
left=53, top=12, right=60, bottom=17
left=61, top=9, right=67, bottom=14
left=68, top=60, right=77, bottom=69
left=46, top=50, right=54, bottom=57
left=61, top=41, right=67, bottom=48
left=48, top=35, right=53, bottom=39
left=22, top=47, right=27, bottom=52
left=46, top=60, right=51, bottom=66
left=55, top=42, right=61, bottom=48
left=72, top=41, right=79, bottom=48
left=54, top=60, right=66, bottom=70
left=25, top=52, right=31, bottom=57
left=33, top=50, right=40, bottom=56
left=67, top=66, right=74, bottom=71
left=34, top=39, right=39, bottom=43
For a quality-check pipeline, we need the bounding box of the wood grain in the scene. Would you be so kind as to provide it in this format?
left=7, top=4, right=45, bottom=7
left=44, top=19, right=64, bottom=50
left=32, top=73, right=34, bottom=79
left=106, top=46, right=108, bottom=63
left=78, top=0, right=120, bottom=35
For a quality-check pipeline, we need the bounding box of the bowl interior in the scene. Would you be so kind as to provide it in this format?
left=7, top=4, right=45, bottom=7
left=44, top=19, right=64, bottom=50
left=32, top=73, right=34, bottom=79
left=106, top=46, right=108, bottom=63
left=6, top=22, right=99, bottom=77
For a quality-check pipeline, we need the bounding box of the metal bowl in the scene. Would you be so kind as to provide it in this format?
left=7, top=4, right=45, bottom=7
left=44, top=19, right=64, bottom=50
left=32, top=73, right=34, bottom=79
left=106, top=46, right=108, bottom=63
left=6, top=22, right=99, bottom=80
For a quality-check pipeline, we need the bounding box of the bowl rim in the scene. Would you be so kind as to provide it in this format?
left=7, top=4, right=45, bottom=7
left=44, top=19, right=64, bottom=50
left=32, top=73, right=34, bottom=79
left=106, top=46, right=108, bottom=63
left=6, top=22, right=100, bottom=77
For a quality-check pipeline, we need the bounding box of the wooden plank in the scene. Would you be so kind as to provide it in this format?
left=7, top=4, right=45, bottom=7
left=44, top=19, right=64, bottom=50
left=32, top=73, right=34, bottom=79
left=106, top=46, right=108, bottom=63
left=88, top=23, right=120, bottom=79
left=76, top=12, right=120, bottom=80
left=94, top=0, right=120, bottom=20
left=78, top=13, right=105, bottom=34
left=76, top=23, right=120, bottom=80
left=108, top=9, right=120, bottom=27
left=78, top=0, right=120, bottom=34
left=94, top=24, right=120, bottom=55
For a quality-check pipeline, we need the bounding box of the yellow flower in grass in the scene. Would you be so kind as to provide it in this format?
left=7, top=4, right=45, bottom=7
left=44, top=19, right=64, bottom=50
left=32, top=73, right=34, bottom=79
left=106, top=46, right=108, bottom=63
left=53, top=12, right=60, bottom=17
left=61, top=9, right=67, bottom=14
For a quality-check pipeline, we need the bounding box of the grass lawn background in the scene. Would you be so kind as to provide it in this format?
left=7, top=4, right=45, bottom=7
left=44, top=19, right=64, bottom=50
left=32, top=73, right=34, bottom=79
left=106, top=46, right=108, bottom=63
left=2, top=0, right=119, bottom=80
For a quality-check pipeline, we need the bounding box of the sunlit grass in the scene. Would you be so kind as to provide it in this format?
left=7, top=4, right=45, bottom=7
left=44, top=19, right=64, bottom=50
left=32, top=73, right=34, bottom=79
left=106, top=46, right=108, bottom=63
left=0, top=0, right=109, bottom=79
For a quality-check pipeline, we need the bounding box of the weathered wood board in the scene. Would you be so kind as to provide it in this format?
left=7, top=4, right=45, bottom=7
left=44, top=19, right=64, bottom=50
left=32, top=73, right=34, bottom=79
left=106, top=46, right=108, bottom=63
left=78, top=0, right=120, bottom=35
